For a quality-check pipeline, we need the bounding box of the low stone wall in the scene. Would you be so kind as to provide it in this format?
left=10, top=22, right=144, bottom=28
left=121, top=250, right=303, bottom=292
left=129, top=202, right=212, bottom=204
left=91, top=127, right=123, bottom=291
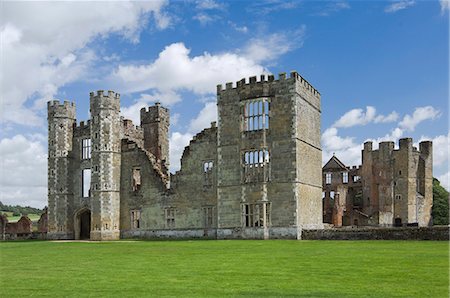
left=4, top=232, right=47, bottom=241
left=302, top=226, right=449, bottom=241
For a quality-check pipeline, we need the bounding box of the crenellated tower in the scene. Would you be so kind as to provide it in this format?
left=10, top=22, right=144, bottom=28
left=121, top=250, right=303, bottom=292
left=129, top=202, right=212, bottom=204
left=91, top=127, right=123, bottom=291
left=140, top=102, right=170, bottom=173
left=47, top=100, right=76, bottom=239
left=90, top=90, right=122, bottom=240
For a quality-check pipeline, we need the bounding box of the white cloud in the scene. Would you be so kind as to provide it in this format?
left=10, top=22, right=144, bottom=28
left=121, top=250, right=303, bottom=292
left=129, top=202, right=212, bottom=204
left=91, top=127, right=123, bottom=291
left=437, top=172, right=450, bottom=191
left=248, top=1, right=299, bottom=15
left=193, top=13, right=216, bottom=25
left=0, top=1, right=168, bottom=127
left=0, top=135, right=48, bottom=208
left=196, top=0, right=224, bottom=10
left=315, top=1, right=350, bottom=16
left=121, top=90, right=181, bottom=124
left=417, top=132, right=450, bottom=168
left=385, top=0, right=415, bottom=13
left=398, top=106, right=441, bottom=131
left=228, top=21, right=248, bottom=33
left=112, top=42, right=267, bottom=95
left=169, top=132, right=194, bottom=172
left=441, top=0, right=450, bottom=13
left=242, top=26, right=306, bottom=63
left=188, top=101, right=218, bottom=133
left=333, top=106, right=398, bottom=128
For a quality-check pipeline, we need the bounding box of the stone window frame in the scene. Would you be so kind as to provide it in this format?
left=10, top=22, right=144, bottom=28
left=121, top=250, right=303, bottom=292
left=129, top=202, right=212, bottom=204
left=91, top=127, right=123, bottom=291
left=165, top=207, right=176, bottom=229
left=130, top=209, right=141, bottom=229
left=202, top=161, right=214, bottom=187
left=132, top=167, right=141, bottom=192
left=342, top=172, right=348, bottom=184
left=353, top=175, right=361, bottom=183
left=243, top=98, right=270, bottom=132
left=81, top=168, right=91, bottom=198
left=241, top=202, right=271, bottom=228
left=82, top=138, right=91, bottom=159
left=202, top=206, right=215, bottom=228
left=325, top=173, right=332, bottom=184
left=242, top=148, right=270, bottom=183
left=395, top=194, right=402, bottom=200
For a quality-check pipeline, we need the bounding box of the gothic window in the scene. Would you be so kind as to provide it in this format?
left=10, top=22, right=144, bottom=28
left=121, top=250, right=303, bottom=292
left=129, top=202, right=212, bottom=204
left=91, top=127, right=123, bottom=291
left=243, top=149, right=270, bottom=183
left=132, top=168, right=141, bottom=191
left=82, top=138, right=91, bottom=159
left=203, top=206, right=214, bottom=228
left=243, top=99, right=269, bottom=131
left=325, top=173, right=332, bottom=184
left=241, top=202, right=271, bottom=227
left=342, top=172, right=348, bottom=184
left=131, top=210, right=141, bottom=229
left=165, top=208, right=176, bottom=228
left=82, top=169, right=91, bottom=198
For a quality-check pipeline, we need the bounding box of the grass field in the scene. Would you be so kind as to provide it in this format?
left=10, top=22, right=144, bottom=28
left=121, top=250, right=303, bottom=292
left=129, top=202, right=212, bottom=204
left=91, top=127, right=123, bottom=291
left=0, top=240, right=448, bottom=297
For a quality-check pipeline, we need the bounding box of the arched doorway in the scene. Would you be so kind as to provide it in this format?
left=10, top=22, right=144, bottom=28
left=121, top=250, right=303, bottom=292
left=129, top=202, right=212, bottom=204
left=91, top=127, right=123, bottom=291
left=75, top=208, right=91, bottom=240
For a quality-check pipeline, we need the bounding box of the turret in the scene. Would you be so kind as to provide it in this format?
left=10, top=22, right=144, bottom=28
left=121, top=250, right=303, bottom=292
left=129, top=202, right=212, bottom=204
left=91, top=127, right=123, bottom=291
left=89, top=90, right=121, bottom=240
left=140, top=102, right=170, bottom=172
left=47, top=100, right=76, bottom=239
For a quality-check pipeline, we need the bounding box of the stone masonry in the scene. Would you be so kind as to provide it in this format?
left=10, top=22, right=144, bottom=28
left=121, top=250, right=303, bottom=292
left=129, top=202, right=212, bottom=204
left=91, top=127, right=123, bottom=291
left=47, top=70, right=433, bottom=240
left=322, top=138, right=433, bottom=227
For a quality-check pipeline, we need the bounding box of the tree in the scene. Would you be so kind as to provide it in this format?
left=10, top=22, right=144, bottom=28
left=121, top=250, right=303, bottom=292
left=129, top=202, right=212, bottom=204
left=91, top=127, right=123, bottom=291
left=432, top=178, right=449, bottom=225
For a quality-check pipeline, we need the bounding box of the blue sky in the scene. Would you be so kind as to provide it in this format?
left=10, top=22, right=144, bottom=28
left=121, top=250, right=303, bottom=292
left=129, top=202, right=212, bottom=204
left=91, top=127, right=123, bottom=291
left=1, top=0, right=448, bottom=208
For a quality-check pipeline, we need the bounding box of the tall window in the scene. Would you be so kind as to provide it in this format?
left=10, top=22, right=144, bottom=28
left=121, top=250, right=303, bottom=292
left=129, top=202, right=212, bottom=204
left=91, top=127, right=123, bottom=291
left=82, top=169, right=91, bottom=198
left=131, top=210, right=141, bottom=229
left=353, top=175, right=361, bottom=183
left=244, top=99, right=269, bottom=131
left=203, top=206, right=214, bottom=228
left=342, top=172, right=348, bottom=184
left=165, top=208, right=175, bottom=228
left=82, top=138, right=91, bottom=159
left=203, top=161, right=214, bottom=187
left=325, top=173, right=332, bottom=184
left=242, top=202, right=271, bottom=227
left=132, top=168, right=141, bottom=191
left=243, top=149, right=270, bottom=183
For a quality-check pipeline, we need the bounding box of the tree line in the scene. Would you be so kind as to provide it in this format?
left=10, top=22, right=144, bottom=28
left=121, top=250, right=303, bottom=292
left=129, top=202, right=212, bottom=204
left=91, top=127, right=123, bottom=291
left=0, top=201, right=44, bottom=217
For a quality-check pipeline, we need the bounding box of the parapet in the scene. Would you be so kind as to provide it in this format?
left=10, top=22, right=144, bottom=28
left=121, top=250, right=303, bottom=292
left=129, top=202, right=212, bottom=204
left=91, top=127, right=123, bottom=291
left=363, top=141, right=373, bottom=152
left=216, top=71, right=320, bottom=98
left=419, top=141, right=432, bottom=156
left=140, top=102, right=169, bottom=125
left=89, top=90, right=120, bottom=111
left=399, top=138, right=413, bottom=150
left=47, top=100, right=76, bottom=119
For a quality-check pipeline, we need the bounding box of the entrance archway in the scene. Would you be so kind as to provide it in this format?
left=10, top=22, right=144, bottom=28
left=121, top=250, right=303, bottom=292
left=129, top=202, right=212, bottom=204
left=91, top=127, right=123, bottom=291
left=74, top=208, right=91, bottom=240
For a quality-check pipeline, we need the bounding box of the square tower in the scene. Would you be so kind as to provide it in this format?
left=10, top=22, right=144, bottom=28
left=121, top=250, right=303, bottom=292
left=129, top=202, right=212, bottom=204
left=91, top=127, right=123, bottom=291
left=216, top=72, right=323, bottom=239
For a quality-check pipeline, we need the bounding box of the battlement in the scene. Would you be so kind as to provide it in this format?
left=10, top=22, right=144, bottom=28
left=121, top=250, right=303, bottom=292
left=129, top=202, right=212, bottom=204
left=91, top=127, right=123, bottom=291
left=364, top=138, right=430, bottom=155
left=76, top=120, right=91, bottom=129
left=89, top=90, right=120, bottom=111
left=140, top=102, right=169, bottom=125
left=47, top=100, right=76, bottom=119
left=216, top=71, right=320, bottom=97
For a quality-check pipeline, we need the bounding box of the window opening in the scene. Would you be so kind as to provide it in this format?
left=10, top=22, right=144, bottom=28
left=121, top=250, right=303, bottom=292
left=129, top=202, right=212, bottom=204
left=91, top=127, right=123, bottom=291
left=82, top=169, right=91, bottom=198
left=132, top=168, right=141, bottom=191
left=244, top=99, right=269, bottom=131
left=165, top=208, right=175, bottom=228
left=82, top=139, right=91, bottom=159
left=131, top=210, right=141, bottom=229
left=325, top=173, right=332, bottom=184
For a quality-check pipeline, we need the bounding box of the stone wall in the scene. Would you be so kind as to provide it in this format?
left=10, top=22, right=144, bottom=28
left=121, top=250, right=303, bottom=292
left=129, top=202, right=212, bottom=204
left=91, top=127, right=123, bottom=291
left=302, top=226, right=449, bottom=240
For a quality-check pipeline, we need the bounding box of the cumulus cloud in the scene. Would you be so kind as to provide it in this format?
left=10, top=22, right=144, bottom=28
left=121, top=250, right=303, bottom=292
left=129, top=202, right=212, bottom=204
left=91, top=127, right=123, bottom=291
left=0, top=1, right=168, bottom=127
left=169, top=132, right=194, bottom=172
left=333, top=106, right=398, bottom=128
left=188, top=101, right=218, bottom=133
left=417, top=133, right=450, bottom=168
left=437, top=172, right=450, bottom=191
left=385, top=0, right=415, bottom=13
left=112, top=42, right=267, bottom=94
left=242, top=26, right=306, bottom=63
left=0, top=135, right=48, bottom=208
left=314, top=1, right=350, bottom=17
left=441, top=0, right=450, bottom=13
left=398, top=106, right=441, bottom=131
left=321, top=127, right=362, bottom=167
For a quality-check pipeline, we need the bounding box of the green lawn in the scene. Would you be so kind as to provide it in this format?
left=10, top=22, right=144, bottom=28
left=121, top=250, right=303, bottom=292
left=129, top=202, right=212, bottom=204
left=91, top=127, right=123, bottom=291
left=0, top=240, right=448, bottom=297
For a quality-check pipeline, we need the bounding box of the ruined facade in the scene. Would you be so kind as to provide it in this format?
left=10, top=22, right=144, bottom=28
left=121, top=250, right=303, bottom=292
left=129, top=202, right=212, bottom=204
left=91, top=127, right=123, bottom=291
left=322, top=138, right=433, bottom=227
left=47, top=72, right=323, bottom=240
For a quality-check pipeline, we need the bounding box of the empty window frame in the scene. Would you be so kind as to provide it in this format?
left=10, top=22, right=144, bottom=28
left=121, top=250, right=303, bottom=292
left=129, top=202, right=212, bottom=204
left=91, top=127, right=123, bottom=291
left=243, top=149, right=270, bottom=183
left=203, top=161, right=214, bottom=187
left=342, top=172, right=348, bottom=184
left=82, top=169, right=91, bottom=198
left=132, top=168, right=141, bottom=191
left=395, top=194, right=402, bottom=200
left=244, top=149, right=270, bottom=167
left=82, top=138, right=91, bottom=159
left=325, top=173, right=332, bottom=184
left=242, top=202, right=271, bottom=227
left=353, top=175, right=361, bottom=183
left=131, top=210, right=141, bottom=229
left=165, top=208, right=176, bottom=228
left=244, top=99, right=269, bottom=131
left=203, top=161, right=213, bottom=172
left=203, top=206, right=214, bottom=228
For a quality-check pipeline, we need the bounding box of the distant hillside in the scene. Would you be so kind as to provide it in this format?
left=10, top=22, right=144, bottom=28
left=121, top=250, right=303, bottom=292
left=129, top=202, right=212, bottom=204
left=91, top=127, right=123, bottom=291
left=0, top=201, right=44, bottom=217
